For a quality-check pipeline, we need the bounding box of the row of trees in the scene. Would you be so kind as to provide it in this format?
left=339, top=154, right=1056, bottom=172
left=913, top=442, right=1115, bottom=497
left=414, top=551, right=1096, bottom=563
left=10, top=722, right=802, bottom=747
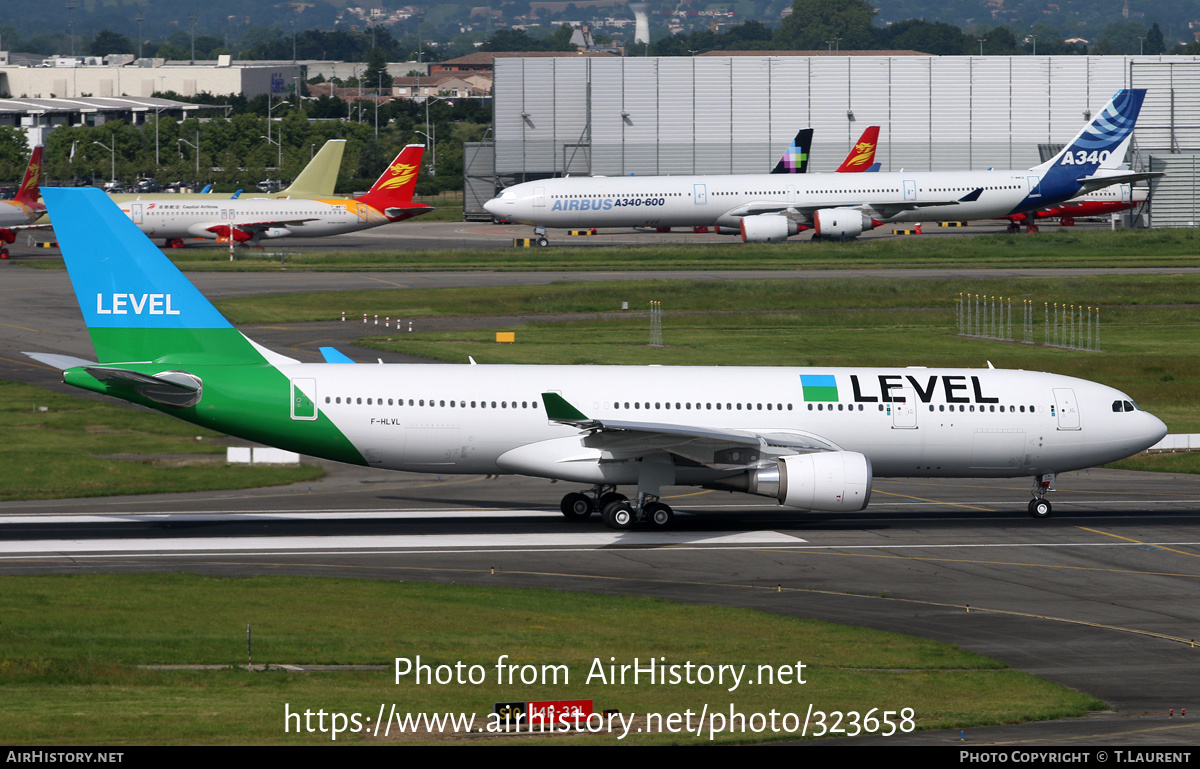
left=652, top=0, right=1169, bottom=57
left=9, top=98, right=490, bottom=195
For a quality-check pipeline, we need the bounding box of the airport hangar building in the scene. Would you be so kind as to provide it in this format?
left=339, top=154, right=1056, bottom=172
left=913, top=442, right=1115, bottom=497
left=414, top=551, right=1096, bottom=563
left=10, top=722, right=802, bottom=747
left=470, top=52, right=1200, bottom=227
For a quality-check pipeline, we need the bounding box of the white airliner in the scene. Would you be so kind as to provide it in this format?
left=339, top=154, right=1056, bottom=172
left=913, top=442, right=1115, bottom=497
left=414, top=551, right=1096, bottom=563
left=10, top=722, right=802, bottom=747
left=29, top=187, right=1167, bottom=529
left=485, top=89, right=1157, bottom=244
left=115, top=145, right=430, bottom=248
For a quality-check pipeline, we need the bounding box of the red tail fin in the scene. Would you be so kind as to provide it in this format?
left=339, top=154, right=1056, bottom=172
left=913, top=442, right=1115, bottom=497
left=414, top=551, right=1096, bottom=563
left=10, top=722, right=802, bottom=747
left=14, top=146, right=43, bottom=206
left=835, top=127, right=879, bottom=173
left=356, top=145, right=424, bottom=210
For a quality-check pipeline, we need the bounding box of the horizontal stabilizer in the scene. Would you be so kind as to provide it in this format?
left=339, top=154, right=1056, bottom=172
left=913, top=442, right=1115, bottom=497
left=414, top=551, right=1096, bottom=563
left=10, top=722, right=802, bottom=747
left=22, top=352, right=97, bottom=370
left=319, top=346, right=356, bottom=364
left=1076, top=170, right=1163, bottom=193
left=81, top=366, right=203, bottom=408
left=383, top=205, right=434, bottom=218
left=85, top=366, right=198, bottom=391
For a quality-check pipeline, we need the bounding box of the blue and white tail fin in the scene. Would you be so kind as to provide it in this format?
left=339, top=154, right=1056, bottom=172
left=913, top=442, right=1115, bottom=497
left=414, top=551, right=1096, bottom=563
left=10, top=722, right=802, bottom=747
left=1029, top=90, right=1145, bottom=178
left=1019, top=89, right=1147, bottom=209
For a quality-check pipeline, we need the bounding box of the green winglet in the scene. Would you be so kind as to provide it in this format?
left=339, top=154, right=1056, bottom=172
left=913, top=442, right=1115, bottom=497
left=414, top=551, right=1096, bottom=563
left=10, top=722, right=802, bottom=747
left=542, top=392, right=589, bottom=422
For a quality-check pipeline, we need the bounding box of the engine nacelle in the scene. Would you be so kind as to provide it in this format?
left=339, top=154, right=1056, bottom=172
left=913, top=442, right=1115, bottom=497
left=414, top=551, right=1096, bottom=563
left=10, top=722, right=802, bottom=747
left=740, top=214, right=799, bottom=243
left=741, top=452, right=872, bottom=512
left=813, top=208, right=873, bottom=239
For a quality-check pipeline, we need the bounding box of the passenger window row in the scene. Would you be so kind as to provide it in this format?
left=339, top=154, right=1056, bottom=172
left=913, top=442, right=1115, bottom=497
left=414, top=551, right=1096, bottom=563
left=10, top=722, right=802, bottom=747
left=324, top=397, right=539, bottom=410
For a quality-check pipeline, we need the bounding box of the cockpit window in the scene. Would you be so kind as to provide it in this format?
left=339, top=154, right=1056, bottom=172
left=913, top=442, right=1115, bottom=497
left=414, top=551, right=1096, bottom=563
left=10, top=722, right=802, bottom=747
left=1113, top=399, right=1138, bottom=412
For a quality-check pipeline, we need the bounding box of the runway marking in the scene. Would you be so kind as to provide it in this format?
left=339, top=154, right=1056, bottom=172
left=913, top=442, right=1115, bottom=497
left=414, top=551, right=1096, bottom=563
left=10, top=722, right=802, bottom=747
left=0, top=529, right=804, bottom=556
left=1078, top=526, right=1200, bottom=559
left=871, top=488, right=995, bottom=512
left=363, top=276, right=414, bottom=288
left=0, top=321, right=43, bottom=333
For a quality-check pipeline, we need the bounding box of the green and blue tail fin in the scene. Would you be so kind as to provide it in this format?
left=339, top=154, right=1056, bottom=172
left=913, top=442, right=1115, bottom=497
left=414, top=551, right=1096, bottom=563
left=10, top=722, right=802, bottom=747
left=42, top=187, right=276, bottom=367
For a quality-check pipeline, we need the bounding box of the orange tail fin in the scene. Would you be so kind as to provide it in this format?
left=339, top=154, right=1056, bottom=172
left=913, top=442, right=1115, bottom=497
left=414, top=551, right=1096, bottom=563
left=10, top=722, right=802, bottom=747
left=356, top=145, right=424, bottom=210
left=835, top=127, right=879, bottom=173
left=14, top=146, right=44, bottom=206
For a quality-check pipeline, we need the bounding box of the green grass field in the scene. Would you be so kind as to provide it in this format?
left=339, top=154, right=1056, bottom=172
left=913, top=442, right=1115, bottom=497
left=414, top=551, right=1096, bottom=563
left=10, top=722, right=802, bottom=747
left=0, top=381, right=322, bottom=501
left=24, top=226, right=1200, bottom=272
left=0, top=575, right=1103, bottom=745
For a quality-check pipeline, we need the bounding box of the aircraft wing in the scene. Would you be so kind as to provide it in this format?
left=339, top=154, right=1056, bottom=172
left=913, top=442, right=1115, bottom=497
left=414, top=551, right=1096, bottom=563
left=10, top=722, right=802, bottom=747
left=721, top=188, right=982, bottom=223
left=542, top=392, right=836, bottom=468
left=204, top=218, right=318, bottom=236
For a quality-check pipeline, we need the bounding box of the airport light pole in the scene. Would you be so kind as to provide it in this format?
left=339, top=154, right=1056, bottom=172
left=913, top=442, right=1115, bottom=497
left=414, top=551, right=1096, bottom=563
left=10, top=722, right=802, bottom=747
left=422, top=94, right=454, bottom=174
left=178, top=131, right=200, bottom=176
left=93, top=137, right=116, bottom=184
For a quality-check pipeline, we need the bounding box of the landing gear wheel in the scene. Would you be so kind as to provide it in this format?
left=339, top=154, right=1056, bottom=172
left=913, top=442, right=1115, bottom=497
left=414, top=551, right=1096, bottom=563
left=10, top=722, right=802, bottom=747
left=644, top=502, right=674, bottom=529
left=560, top=492, right=592, bottom=521
left=602, top=501, right=635, bottom=530
left=536, top=236, right=549, bottom=247
left=0, top=248, right=8, bottom=259
left=597, top=492, right=627, bottom=511
left=1028, top=498, right=1052, bottom=518
left=1027, top=224, right=1040, bottom=234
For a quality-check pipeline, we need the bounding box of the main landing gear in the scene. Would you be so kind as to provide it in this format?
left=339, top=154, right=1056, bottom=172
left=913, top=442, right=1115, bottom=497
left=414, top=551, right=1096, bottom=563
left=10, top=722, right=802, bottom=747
left=558, top=485, right=675, bottom=529
left=1027, top=473, right=1055, bottom=518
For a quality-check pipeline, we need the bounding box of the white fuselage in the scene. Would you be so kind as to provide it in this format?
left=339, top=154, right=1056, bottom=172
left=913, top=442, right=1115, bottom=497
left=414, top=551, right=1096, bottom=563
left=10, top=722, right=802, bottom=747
left=485, top=170, right=1047, bottom=229
left=117, top=198, right=390, bottom=241
left=0, top=200, right=42, bottom=228
left=282, top=363, right=1165, bottom=484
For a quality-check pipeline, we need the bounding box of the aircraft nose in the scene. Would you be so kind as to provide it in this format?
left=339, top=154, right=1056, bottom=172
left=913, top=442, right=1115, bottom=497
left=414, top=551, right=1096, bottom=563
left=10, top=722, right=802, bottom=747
left=1143, top=411, right=1168, bottom=448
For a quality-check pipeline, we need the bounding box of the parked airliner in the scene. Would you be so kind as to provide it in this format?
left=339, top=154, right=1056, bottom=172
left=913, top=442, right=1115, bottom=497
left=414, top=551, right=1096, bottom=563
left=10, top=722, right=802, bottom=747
left=0, top=146, right=45, bottom=257
left=116, top=145, right=430, bottom=247
left=485, top=90, right=1154, bottom=244
left=28, top=187, right=1166, bottom=528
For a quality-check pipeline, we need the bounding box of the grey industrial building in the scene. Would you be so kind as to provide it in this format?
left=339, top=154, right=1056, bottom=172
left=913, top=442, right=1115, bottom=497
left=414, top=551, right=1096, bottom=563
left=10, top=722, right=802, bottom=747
left=468, top=53, right=1200, bottom=227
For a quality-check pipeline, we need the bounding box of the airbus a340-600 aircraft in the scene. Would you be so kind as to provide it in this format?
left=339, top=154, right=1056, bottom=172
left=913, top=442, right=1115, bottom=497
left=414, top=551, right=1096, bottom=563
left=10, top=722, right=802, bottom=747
left=28, top=187, right=1166, bottom=528
left=485, top=89, right=1154, bottom=244
left=115, top=144, right=430, bottom=248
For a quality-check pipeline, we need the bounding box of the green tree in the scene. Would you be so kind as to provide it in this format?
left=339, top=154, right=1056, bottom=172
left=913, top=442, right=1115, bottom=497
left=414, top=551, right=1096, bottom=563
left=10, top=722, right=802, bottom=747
left=89, top=30, right=134, bottom=57
left=774, top=0, right=879, bottom=50
left=1146, top=23, right=1166, bottom=55
left=362, top=47, right=391, bottom=95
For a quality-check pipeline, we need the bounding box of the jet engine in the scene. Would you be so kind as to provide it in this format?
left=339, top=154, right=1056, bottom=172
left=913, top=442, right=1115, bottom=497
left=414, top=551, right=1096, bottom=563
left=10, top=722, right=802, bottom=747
left=714, top=451, right=872, bottom=512
left=812, top=208, right=874, bottom=239
left=739, top=214, right=799, bottom=243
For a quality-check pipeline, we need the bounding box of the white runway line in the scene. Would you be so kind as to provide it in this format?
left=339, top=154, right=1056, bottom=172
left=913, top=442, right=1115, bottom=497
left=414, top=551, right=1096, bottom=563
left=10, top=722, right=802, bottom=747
left=0, top=529, right=805, bottom=557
